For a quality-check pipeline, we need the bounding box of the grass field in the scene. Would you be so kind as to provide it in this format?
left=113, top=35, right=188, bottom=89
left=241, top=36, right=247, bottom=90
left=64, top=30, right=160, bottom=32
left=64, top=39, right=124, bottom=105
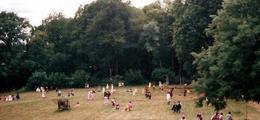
left=0, top=86, right=259, bottom=120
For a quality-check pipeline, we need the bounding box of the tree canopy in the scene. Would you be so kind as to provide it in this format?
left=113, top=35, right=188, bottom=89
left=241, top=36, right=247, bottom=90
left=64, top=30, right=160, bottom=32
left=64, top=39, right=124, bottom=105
left=1, top=0, right=259, bottom=111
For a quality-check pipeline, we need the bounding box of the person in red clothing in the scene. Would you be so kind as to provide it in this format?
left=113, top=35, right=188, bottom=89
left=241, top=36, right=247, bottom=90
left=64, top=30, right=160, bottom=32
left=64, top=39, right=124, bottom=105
left=124, top=101, right=133, bottom=111
left=211, top=112, right=220, bottom=120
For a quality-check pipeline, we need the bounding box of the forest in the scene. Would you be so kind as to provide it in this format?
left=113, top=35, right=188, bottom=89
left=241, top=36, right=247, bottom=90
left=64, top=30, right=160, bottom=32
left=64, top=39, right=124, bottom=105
left=0, top=0, right=259, bottom=109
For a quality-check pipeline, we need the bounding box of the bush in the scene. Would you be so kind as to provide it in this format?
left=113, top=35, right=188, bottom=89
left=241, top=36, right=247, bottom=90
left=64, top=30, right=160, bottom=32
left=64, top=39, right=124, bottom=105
left=151, top=68, right=175, bottom=84
left=26, top=71, right=49, bottom=90
left=48, top=72, right=68, bottom=88
left=70, top=70, right=90, bottom=88
left=124, top=69, right=146, bottom=85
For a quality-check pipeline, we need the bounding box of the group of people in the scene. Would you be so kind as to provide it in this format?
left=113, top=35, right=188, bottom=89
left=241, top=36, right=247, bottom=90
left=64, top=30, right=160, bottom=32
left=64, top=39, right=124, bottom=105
left=36, top=86, right=47, bottom=98
left=56, top=88, right=75, bottom=97
left=171, top=101, right=182, bottom=113
left=178, top=111, right=232, bottom=120
left=0, top=92, right=20, bottom=102
left=29, top=83, right=234, bottom=119
left=210, top=111, right=233, bottom=120
left=102, top=87, right=134, bottom=111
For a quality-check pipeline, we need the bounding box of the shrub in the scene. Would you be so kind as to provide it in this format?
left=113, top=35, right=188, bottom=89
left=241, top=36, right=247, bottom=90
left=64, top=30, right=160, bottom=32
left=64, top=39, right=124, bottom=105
left=70, top=70, right=90, bottom=88
left=151, top=68, right=175, bottom=84
left=48, top=72, right=68, bottom=88
left=124, top=69, right=146, bottom=85
left=26, top=71, right=49, bottom=90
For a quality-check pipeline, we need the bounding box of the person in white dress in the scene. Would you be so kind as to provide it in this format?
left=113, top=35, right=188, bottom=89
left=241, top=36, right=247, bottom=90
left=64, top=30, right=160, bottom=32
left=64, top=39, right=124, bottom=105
left=87, top=90, right=95, bottom=100
left=102, top=87, right=105, bottom=93
left=110, top=84, right=114, bottom=93
left=132, top=88, right=138, bottom=96
left=36, top=87, right=41, bottom=92
left=166, top=93, right=171, bottom=105
left=8, top=95, right=13, bottom=101
left=106, top=84, right=109, bottom=89
left=159, top=81, right=162, bottom=88
left=41, top=88, right=46, bottom=98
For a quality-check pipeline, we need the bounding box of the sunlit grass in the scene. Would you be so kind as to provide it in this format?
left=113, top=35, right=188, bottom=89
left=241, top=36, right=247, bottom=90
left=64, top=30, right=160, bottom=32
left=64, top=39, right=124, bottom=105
left=0, top=86, right=259, bottom=120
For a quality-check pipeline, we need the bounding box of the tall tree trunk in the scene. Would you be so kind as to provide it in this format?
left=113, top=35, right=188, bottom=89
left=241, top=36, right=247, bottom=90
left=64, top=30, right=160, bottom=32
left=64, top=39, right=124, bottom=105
left=159, top=58, right=162, bottom=68
left=109, top=63, right=113, bottom=83
left=179, top=60, right=182, bottom=85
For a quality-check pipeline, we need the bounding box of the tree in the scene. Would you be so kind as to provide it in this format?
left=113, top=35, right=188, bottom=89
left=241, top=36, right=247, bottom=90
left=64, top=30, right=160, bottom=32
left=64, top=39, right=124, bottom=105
left=75, top=0, right=131, bottom=81
left=0, top=11, right=31, bottom=91
left=171, top=0, right=222, bottom=81
left=193, top=0, right=260, bottom=110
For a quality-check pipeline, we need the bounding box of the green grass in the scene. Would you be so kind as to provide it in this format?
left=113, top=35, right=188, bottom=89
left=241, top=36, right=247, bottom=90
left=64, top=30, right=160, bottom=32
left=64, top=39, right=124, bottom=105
left=0, top=86, right=259, bottom=120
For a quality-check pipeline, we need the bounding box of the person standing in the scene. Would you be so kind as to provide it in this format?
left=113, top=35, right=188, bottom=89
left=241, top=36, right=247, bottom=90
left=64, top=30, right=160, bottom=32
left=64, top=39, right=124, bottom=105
left=166, top=92, right=171, bottom=105
left=211, top=112, right=220, bottom=120
left=57, top=89, right=62, bottom=97
left=16, top=92, right=20, bottom=100
left=225, top=112, right=232, bottom=120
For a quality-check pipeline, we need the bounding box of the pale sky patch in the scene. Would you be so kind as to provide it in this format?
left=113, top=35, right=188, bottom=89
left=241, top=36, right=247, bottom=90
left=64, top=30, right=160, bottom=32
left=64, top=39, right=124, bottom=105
left=0, top=0, right=158, bottom=26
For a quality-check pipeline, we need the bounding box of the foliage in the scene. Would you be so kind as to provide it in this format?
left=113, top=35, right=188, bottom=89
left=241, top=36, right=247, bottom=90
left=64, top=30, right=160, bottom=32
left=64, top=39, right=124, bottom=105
left=0, top=11, right=31, bottom=91
left=193, top=0, right=260, bottom=110
left=26, top=71, right=49, bottom=89
left=48, top=72, right=68, bottom=88
left=70, top=70, right=90, bottom=88
left=171, top=0, right=223, bottom=79
left=124, top=69, right=146, bottom=85
left=151, top=68, right=175, bottom=83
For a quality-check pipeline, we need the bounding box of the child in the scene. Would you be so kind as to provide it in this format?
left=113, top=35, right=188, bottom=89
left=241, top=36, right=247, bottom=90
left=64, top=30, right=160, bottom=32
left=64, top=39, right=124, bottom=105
left=159, top=81, right=163, bottom=90
left=16, top=92, right=20, bottom=100
left=111, top=98, right=117, bottom=107
left=111, top=97, right=120, bottom=110
left=169, top=88, right=174, bottom=98
left=104, top=91, right=111, bottom=99
left=102, top=87, right=105, bottom=93
left=57, top=89, right=62, bottom=97
left=36, top=87, right=41, bottom=92
left=106, top=84, right=109, bottom=89
left=180, top=115, right=186, bottom=120
left=67, top=91, right=71, bottom=97
left=219, top=112, right=224, bottom=120
left=8, top=95, right=13, bottom=101
left=104, top=96, right=109, bottom=105
left=132, top=88, right=137, bottom=96
left=166, top=92, right=171, bottom=105
left=110, top=84, right=114, bottom=93
left=70, top=89, right=75, bottom=96
left=183, top=89, right=187, bottom=96
left=87, top=90, right=95, bottom=100
left=75, top=101, right=80, bottom=107
left=196, top=113, right=203, bottom=120
left=124, top=101, right=133, bottom=111
left=225, top=112, right=232, bottom=120
left=211, top=112, right=220, bottom=120
left=115, top=104, right=120, bottom=110
left=41, top=90, right=46, bottom=98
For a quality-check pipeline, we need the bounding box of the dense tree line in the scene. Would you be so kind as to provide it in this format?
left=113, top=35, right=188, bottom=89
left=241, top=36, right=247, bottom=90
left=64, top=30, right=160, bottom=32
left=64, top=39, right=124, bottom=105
left=0, top=0, right=259, bottom=110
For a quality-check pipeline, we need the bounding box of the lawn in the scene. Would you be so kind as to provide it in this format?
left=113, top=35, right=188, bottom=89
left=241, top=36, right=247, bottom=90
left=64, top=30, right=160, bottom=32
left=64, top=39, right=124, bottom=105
left=0, top=86, right=259, bottom=120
